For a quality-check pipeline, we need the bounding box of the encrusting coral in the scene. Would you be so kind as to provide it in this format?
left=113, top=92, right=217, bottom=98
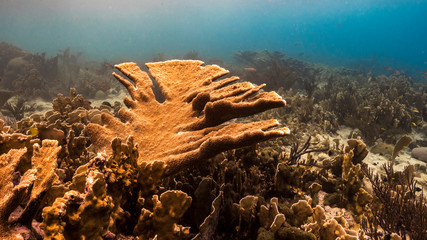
left=86, top=60, right=289, bottom=174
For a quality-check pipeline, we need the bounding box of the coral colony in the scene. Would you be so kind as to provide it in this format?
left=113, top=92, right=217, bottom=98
left=0, top=46, right=426, bottom=240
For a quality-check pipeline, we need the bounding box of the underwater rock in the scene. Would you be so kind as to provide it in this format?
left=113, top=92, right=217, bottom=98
left=0, top=42, right=29, bottom=76
left=94, top=90, right=107, bottom=99
left=411, top=147, right=427, bottom=163
left=3, top=57, right=31, bottom=88
left=86, top=60, right=289, bottom=175
left=370, top=142, right=394, bottom=157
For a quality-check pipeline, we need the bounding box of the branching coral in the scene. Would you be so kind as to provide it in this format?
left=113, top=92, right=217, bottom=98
left=14, top=88, right=113, bottom=181
left=321, top=139, right=372, bottom=219
left=302, top=205, right=359, bottom=240
left=0, top=119, right=39, bottom=172
left=16, top=140, right=61, bottom=226
left=361, top=163, right=427, bottom=240
left=41, top=171, right=114, bottom=240
left=0, top=148, right=35, bottom=239
left=134, top=190, right=192, bottom=240
left=86, top=60, right=289, bottom=174
left=0, top=140, right=61, bottom=239
left=2, top=96, right=36, bottom=120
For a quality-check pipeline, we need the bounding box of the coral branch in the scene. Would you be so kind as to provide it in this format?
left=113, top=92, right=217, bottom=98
left=87, top=60, right=289, bottom=174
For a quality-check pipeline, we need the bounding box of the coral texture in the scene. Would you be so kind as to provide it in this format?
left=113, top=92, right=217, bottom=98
left=134, top=190, right=192, bottom=240
left=0, top=140, right=61, bottom=239
left=86, top=60, right=289, bottom=174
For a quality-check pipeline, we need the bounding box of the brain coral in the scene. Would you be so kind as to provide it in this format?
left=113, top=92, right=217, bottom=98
left=86, top=60, right=289, bottom=174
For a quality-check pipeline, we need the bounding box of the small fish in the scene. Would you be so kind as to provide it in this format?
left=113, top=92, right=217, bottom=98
left=244, top=67, right=257, bottom=72
left=417, top=145, right=421, bottom=148
left=363, top=106, right=371, bottom=109
left=95, top=72, right=101, bottom=76
left=29, top=127, right=39, bottom=137
left=29, top=127, right=65, bottom=142
left=55, top=78, right=61, bottom=82
left=422, top=71, right=427, bottom=74
left=380, top=128, right=386, bottom=131
left=393, top=70, right=400, bottom=75
left=105, top=63, right=114, bottom=69
left=295, top=42, right=298, bottom=46
left=412, top=122, right=417, bottom=126
left=384, top=66, right=392, bottom=70
left=84, top=67, right=88, bottom=71
left=413, top=109, right=419, bottom=113
left=337, top=23, right=341, bottom=27
left=298, top=52, right=304, bottom=57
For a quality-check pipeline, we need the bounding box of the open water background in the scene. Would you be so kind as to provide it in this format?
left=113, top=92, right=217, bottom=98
left=0, top=0, right=426, bottom=79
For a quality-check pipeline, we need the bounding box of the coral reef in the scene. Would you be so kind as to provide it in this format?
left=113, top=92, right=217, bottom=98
left=317, top=74, right=425, bottom=144
left=233, top=50, right=321, bottom=92
left=1, top=48, right=426, bottom=240
left=86, top=60, right=289, bottom=174
left=0, top=42, right=30, bottom=81
left=0, top=43, right=59, bottom=100
left=362, top=162, right=427, bottom=240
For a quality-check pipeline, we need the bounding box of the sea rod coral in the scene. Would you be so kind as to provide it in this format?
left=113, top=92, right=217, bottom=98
left=86, top=60, right=289, bottom=174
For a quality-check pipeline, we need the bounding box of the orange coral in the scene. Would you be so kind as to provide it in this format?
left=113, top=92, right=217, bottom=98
left=0, top=148, right=37, bottom=240
left=86, top=60, right=289, bottom=174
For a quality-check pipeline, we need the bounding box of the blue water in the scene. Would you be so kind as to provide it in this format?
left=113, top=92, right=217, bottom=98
left=1, top=0, right=426, bottom=79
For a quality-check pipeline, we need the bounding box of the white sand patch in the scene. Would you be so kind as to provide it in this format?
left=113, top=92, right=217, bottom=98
left=88, top=89, right=128, bottom=107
